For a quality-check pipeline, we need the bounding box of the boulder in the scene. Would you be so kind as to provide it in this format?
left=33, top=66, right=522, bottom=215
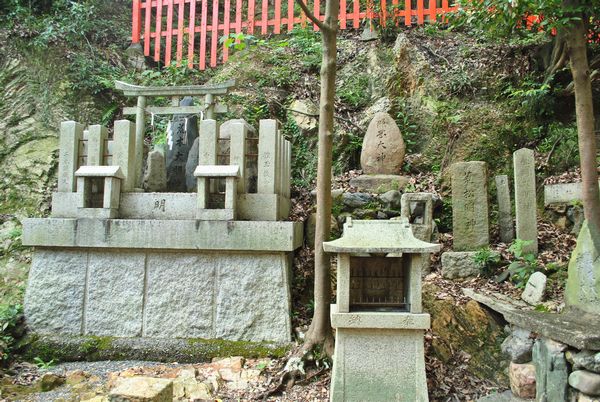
left=501, top=327, right=534, bottom=364
left=166, top=97, right=198, bottom=192
left=572, top=350, right=600, bottom=373
left=509, top=362, right=536, bottom=399
left=570, top=371, right=600, bottom=396
left=40, top=373, right=66, bottom=392
left=533, top=338, right=569, bottom=401
left=441, top=251, right=499, bottom=280
left=521, top=272, right=547, bottom=305
left=360, top=112, right=406, bottom=174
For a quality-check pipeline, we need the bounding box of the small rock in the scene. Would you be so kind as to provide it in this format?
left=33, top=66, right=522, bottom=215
left=143, top=150, right=167, bottom=192
left=305, top=213, right=338, bottom=247
left=352, top=209, right=377, bottom=219
left=342, top=192, right=373, bottom=208
left=376, top=211, right=388, bottom=219
left=40, top=373, right=66, bottom=392
left=579, top=393, right=600, bottom=402
left=66, top=369, right=90, bottom=386
left=379, top=190, right=402, bottom=210
left=290, top=99, right=318, bottom=131
left=521, top=272, right=547, bottom=305
left=310, top=188, right=344, bottom=200
left=570, top=371, right=600, bottom=396
left=572, top=351, right=600, bottom=373
left=509, top=362, right=536, bottom=399
left=360, top=26, right=379, bottom=41
left=109, top=377, right=173, bottom=402
left=501, top=328, right=534, bottom=364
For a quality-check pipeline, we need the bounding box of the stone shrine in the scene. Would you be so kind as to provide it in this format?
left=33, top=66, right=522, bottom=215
left=324, top=218, right=440, bottom=402
left=22, top=82, right=302, bottom=347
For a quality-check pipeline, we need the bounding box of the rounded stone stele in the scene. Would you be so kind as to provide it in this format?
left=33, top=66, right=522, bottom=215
left=360, top=112, right=406, bottom=174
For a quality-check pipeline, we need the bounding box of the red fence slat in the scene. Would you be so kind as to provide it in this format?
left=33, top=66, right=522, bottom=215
left=144, top=0, right=151, bottom=55
left=223, top=0, right=231, bottom=62
left=287, top=0, right=294, bottom=32
left=210, top=0, right=218, bottom=67
left=274, top=0, right=281, bottom=34
left=154, top=0, right=163, bottom=62
left=248, top=0, right=255, bottom=34
left=187, top=0, right=196, bottom=67
left=176, top=0, right=184, bottom=65
left=314, top=0, right=320, bottom=31
left=261, top=0, right=268, bottom=34
left=165, top=0, right=174, bottom=66
left=404, top=0, right=411, bottom=26
left=199, top=0, right=208, bottom=69
left=132, top=0, right=141, bottom=43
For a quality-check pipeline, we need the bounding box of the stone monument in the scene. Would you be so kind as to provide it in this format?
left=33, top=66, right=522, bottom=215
left=324, top=218, right=440, bottom=402
left=350, top=112, right=410, bottom=193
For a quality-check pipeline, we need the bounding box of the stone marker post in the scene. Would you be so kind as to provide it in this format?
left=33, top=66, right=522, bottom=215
left=513, top=148, right=538, bottom=254
left=57, top=121, right=84, bottom=192
left=113, top=120, right=137, bottom=192
left=451, top=161, right=490, bottom=251
left=87, top=125, right=108, bottom=167
left=257, top=120, right=279, bottom=194
left=229, top=122, right=247, bottom=194
left=495, top=175, right=515, bottom=244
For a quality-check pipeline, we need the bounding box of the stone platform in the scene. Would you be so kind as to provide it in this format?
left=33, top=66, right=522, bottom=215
left=23, top=218, right=302, bottom=344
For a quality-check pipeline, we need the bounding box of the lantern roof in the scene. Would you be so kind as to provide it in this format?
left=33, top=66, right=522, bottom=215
left=323, top=218, right=441, bottom=254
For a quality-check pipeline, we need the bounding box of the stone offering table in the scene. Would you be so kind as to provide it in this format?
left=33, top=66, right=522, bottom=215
left=324, top=218, right=440, bottom=402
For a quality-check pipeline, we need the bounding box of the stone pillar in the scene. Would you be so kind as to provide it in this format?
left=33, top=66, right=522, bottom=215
left=336, top=254, right=351, bottom=313
left=58, top=121, right=84, bottom=192
left=495, top=175, right=515, bottom=244
left=285, top=140, right=291, bottom=198
left=229, top=122, right=247, bottom=194
left=451, top=161, right=489, bottom=251
left=513, top=148, right=538, bottom=254
left=87, top=125, right=108, bottom=166
left=134, top=95, right=146, bottom=189
left=113, top=120, right=136, bottom=192
left=198, top=119, right=218, bottom=165
left=257, top=120, right=279, bottom=194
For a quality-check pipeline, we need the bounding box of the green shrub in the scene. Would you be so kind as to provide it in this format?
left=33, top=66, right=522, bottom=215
left=473, top=248, right=501, bottom=278
left=507, top=239, right=538, bottom=288
left=0, top=303, right=23, bottom=364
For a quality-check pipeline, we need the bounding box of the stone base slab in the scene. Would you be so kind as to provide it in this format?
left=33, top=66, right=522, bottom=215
left=23, top=218, right=303, bottom=251
left=330, top=327, right=428, bottom=402
left=25, top=248, right=293, bottom=343
left=348, top=174, right=410, bottom=193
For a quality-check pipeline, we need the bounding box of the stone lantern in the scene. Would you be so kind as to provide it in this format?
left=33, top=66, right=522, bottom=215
left=323, top=217, right=441, bottom=402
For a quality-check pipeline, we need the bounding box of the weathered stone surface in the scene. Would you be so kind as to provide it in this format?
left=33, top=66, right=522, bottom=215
left=143, top=253, right=215, bottom=338
left=570, top=371, right=600, bottom=396
left=166, top=97, right=198, bottom=192
left=342, top=192, right=373, bottom=208
left=533, top=338, right=569, bottom=402
left=513, top=148, right=538, bottom=255
left=509, top=362, right=536, bottom=399
left=379, top=190, right=402, bottom=209
left=349, top=174, right=410, bottom=193
left=579, top=393, right=600, bottom=402
left=109, top=377, right=173, bottom=402
left=476, top=390, right=531, bottom=401
left=24, top=249, right=87, bottom=334
left=495, top=175, right=515, bottom=244
left=214, top=253, right=291, bottom=342
left=142, top=150, right=167, bottom=192
left=501, top=327, right=534, bottom=364
left=572, top=351, right=600, bottom=373
left=565, top=221, right=600, bottom=315
left=360, top=112, right=406, bottom=174
left=451, top=161, right=489, bottom=251
left=289, top=99, right=318, bottom=131
left=521, top=272, right=547, bottom=305
left=424, top=284, right=508, bottom=385
left=442, top=251, right=497, bottom=279
left=401, top=192, right=435, bottom=242
left=85, top=251, right=145, bottom=337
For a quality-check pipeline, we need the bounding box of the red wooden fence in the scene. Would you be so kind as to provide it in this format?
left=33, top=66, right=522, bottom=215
left=132, top=0, right=457, bottom=70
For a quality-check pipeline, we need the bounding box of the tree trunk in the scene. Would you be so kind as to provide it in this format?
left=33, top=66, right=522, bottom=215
left=299, top=0, right=339, bottom=356
left=564, top=0, right=600, bottom=252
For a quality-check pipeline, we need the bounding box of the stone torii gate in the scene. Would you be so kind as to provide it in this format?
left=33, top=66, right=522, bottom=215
left=114, top=79, right=236, bottom=188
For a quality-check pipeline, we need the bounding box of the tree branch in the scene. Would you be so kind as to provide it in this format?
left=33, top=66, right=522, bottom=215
left=296, top=0, right=328, bottom=32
